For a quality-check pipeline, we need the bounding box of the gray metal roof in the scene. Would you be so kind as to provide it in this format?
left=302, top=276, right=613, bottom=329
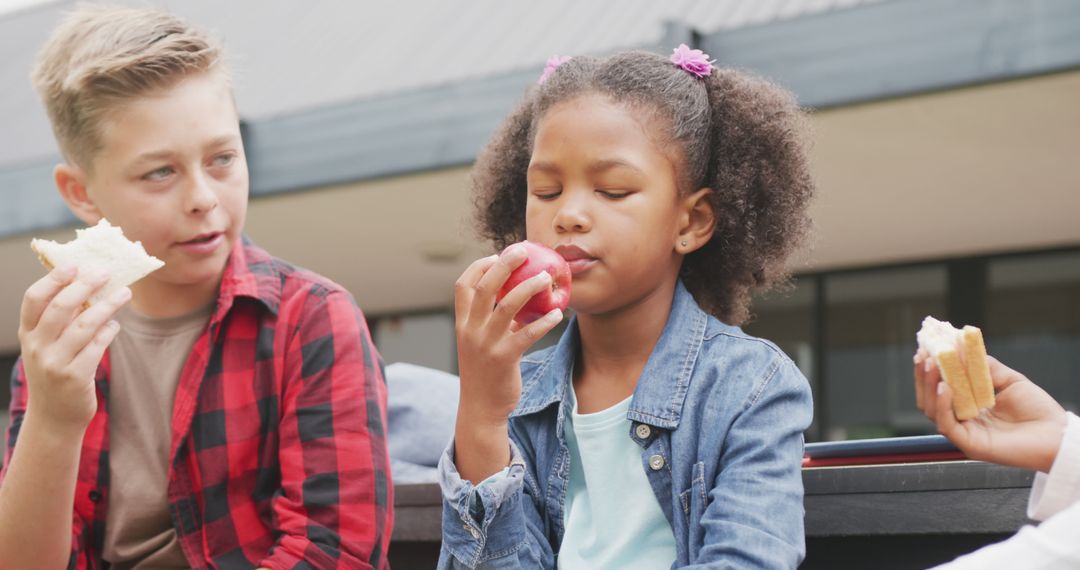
left=3, top=0, right=1080, bottom=241
left=0, top=0, right=887, bottom=167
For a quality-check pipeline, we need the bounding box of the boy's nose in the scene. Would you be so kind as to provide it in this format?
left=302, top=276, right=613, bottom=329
left=185, top=173, right=219, bottom=214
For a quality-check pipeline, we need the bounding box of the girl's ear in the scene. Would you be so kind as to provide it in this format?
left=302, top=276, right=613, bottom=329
left=54, top=163, right=104, bottom=225
left=676, top=187, right=715, bottom=255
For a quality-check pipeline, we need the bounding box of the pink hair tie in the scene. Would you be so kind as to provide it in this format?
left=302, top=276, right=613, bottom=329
left=538, top=55, right=572, bottom=84
left=670, top=44, right=715, bottom=78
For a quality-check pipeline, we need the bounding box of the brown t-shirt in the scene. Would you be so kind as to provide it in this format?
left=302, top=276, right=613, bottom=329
left=101, top=304, right=213, bottom=569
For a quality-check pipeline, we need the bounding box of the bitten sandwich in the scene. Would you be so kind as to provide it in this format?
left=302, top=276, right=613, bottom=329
left=30, top=219, right=164, bottom=305
left=916, top=316, right=995, bottom=420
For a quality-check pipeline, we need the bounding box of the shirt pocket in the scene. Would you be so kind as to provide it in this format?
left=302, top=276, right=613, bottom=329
left=679, top=461, right=709, bottom=556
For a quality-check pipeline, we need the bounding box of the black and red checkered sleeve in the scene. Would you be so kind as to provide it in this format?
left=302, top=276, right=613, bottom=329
left=259, top=286, right=393, bottom=570
left=1, top=360, right=28, bottom=484
left=2, top=360, right=97, bottom=570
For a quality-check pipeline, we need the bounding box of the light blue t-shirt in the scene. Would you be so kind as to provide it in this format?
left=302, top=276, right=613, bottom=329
left=558, top=386, right=677, bottom=569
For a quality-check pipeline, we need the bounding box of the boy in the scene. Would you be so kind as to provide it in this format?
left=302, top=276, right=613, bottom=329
left=0, top=5, right=392, bottom=569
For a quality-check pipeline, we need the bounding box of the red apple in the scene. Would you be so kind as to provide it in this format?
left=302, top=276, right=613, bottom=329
left=496, top=241, right=571, bottom=324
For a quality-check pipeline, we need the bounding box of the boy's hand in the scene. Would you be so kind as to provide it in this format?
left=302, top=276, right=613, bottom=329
left=452, top=245, right=564, bottom=481
left=914, top=352, right=1067, bottom=472
left=18, top=266, right=129, bottom=433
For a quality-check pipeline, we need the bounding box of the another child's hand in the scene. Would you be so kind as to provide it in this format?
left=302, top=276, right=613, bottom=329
left=18, top=266, right=129, bottom=433
left=914, top=352, right=1067, bottom=472
left=454, top=244, right=564, bottom=424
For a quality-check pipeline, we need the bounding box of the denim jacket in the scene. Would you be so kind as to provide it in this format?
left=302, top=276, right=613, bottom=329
left=438, top=282, right=813, bottom=568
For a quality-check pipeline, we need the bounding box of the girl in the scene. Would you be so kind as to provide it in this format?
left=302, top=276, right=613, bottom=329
left=439, top=46, right=815, bottom=569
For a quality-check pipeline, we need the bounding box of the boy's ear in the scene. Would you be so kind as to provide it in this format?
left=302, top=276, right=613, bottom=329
left=54, top=163, right=104, bottom=225
left=676, top=187, right=715, bottom=255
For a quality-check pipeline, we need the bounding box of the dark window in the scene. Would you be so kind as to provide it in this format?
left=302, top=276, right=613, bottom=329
left=743, top=247, right=1080, bottom=441
left=822, top=265, right=946, bottom=440
left=984, top=251, right=1080, bottom=413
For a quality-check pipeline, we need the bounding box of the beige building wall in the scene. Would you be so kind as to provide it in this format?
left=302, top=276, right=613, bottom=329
left=807, top=70, right=1080, bottom=271
left=0, top=70, right=1077, bottom=354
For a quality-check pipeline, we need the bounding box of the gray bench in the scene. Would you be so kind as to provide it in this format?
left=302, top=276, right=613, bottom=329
left=388, top=460, right=1035, bottom=569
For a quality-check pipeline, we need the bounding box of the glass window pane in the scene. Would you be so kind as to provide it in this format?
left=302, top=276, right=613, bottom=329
left=985, top=251, right=1080, bottom=412
left=825, top=266, right=946, bottom=440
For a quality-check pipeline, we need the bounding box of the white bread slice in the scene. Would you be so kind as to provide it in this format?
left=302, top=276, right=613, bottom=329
left=30, top=219, right=164, bottom=306
left=916, top=316, right=994, bottom=420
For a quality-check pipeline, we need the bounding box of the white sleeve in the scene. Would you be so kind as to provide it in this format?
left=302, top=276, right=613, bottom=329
left=930, top=501, right=1080, bottom=569
left=1028, top=412, right=1080, bottom=521
left=931, top=412, right=1080, bottom=570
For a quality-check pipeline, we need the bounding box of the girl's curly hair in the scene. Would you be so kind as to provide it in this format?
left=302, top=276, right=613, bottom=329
left=472, top=51, right=813, bottom=325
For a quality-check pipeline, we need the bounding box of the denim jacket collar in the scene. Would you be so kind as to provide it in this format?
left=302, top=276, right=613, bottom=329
left=513, top=280, right=708, bottom=430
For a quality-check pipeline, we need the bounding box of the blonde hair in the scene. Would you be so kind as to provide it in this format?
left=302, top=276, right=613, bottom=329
left=31, top=4, right=227, bottom=170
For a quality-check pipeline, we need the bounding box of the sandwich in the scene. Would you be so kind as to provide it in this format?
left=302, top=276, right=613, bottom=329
left=30, top=219, right=164, bottom=306
left=916, top=316, right=995, bottom=420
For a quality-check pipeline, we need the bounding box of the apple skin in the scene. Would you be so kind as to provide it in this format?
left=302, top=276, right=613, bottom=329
left=496, top=241, right=571, bottom=324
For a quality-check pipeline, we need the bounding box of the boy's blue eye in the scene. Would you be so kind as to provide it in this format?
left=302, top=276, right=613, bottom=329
left=212, top=153, right=236, bottom=167
left=143, top=166, right=174, bottom=181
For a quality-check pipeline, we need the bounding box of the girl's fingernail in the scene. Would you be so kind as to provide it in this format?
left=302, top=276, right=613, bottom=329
left=505, top=245, right=526, bottom=259
left=549, top=308, right=563, bottom=321
left=937, top=382, right=945, bottom=395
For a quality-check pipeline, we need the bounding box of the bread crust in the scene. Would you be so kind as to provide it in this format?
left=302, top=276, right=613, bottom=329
left=962, top=326, right=995, bottom=411
left=31, top=242, right=54, bottom=271
left=936, top=349, right=980, bottom=421
left=32, top=241, right=90, bottom=309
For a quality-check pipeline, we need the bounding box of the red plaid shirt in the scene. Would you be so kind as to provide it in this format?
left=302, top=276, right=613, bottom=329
left=2, top=238, right=393, bottom=569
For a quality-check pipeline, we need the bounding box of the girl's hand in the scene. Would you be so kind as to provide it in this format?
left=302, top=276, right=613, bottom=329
left=452, top=245, right=564, bottom=482
left=18, top=266, right=129, bottom=434
left=914, top=352, right=1067, bottom=472
left=454, top=244, right=564, bottom=423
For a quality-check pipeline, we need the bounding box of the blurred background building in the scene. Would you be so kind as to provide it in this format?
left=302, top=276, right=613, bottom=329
left=1, top=0, right=1078, bottom=443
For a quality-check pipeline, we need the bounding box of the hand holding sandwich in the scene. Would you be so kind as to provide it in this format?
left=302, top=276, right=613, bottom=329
left=4, top=265, right=130, bottom=570
left=0, top=222, right=158, bottom=570
left=17, top=265, right=129, bottom=432
left=915, top=352, right=1067, bottom=473
left=20, top=220, right=159, bottom=431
